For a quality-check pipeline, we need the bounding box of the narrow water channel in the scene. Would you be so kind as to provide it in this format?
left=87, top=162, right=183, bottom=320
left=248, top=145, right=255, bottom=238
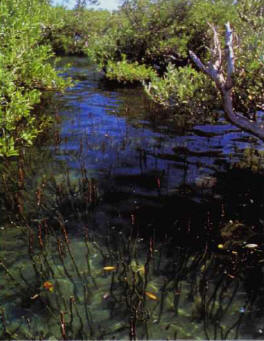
left=1, top=57, right=264, bottom=339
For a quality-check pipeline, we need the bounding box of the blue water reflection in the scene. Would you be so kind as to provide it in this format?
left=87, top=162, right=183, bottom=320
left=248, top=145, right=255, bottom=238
left=54, top=59, right=263, bottom=203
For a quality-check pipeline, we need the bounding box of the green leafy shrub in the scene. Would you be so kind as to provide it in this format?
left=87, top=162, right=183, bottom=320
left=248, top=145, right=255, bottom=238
left=44, top=7, right=111, bottom=56
left=86, top=28, right=120, bottom=68
left=84, top=0, right=239, bottom=81
left=144, top=64, right=217, bottom=114
left=85, top=0, right=192, bottom=73
left=230, top=1, right=264, bottom=116
left=140, top=1, right=264, bottom=121
left=106, top=56, right=157, bottom=83
left=0, top=0, right=71, bottom=157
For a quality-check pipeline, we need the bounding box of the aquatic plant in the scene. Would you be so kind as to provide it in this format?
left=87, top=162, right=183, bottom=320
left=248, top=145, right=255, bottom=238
left=1, top=210, right=260, bottom=340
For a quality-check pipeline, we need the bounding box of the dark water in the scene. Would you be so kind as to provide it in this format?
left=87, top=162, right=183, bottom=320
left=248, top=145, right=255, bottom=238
left=1, top=57, right=264, bottom=339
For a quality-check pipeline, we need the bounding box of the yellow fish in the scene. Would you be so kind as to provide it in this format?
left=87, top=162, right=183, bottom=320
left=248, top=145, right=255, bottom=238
left=145, top=291, right=158, bottom=300
left=43, top=281, right=54, bottom=292
left=103, top=266, right=116, bottom=271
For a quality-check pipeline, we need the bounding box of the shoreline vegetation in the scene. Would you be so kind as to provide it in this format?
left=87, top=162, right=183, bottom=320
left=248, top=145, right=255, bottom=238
left=1, top=0, right=264, bottom=152
left=0, top=0, right=71, bottom=157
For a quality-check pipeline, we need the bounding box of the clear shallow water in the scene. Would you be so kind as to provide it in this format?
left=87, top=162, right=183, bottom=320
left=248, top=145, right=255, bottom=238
left=1, top=58, right=264, bottom=339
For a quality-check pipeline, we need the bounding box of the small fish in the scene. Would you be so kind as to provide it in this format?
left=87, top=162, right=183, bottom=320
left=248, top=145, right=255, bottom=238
left=30, top=294, right=39, bottom=300
left=245, top=243, right=258, bottom=249
left=145, top=291, right=158, bottom=300
left=103, top=292, right=110, bottom=300
left=103, top=266, right=116, bottom=271
left=227, top=274, right=235, bottom=279
left=43, top=281, right=54, bottom=292
left=218, top=244, right=224, bottom=249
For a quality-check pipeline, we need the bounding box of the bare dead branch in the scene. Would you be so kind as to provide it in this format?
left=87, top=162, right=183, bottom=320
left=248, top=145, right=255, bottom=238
left=189, top=50, right=208, bottom=74
left=208, top=23, right=222, bottom=71
left=189, top=49, right=225, bottom=91
left=225, top=22, right=235, bottom=89
left=189, top=23, right=264, bottom=141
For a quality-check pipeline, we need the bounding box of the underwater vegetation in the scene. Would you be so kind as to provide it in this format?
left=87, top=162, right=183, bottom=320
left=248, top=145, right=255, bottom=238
left=1, top=216, right=263, bottom=340
left=2, top=58, right=264, bottom=340
left=1, top=156, right=264, bottom=340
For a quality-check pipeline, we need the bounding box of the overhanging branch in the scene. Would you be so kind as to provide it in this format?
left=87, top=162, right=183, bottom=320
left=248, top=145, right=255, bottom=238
left=189, top=23, right=264, bottom=141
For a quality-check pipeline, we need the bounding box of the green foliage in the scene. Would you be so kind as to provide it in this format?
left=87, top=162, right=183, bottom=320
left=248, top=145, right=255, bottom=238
left=106, top=56, right=157, bottom=83
left=188, top=0, right=237, bottom=25
left=144, top=64, right=217, bottom=114
left=117, top=0, right=191, bottom=62
left=44, top=7, right=111, bottom=56
left=85, top=0, right=192, bottom=73
left=184, top=0, right=238, bottom=58
left=85, top=0, right=240, bottom=84
left=85, top=16, right=123, bottom=68
left=0, top=0, right=70, bottom=157
left=231, top=0, right=264, bottom=115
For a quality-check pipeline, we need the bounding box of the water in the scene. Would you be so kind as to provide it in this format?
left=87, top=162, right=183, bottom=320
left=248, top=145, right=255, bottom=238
left=1, top=57, right=264, bottom=339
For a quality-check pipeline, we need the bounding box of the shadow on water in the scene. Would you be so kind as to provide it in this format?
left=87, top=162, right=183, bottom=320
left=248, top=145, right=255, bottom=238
left=1, top=57, right=264, bottom=339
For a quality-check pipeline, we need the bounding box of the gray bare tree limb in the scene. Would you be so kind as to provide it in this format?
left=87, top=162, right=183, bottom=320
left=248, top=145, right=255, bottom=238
left=225, top=22, right=234, bottom=89
left=189, top=22, right=264, bottom=141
